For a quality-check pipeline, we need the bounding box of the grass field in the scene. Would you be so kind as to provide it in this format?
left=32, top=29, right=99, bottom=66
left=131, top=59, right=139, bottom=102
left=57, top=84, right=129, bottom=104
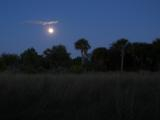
left=0, top=72, right=160, bottom=120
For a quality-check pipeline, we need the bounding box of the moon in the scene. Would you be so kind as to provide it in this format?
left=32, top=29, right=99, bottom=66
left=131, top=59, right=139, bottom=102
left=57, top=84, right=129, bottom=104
left=48, top=27, right=55, bottom=34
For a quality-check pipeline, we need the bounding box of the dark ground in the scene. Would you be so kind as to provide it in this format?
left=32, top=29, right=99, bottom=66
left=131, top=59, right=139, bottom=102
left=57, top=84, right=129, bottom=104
left=0, top=72, right=160, bottom=120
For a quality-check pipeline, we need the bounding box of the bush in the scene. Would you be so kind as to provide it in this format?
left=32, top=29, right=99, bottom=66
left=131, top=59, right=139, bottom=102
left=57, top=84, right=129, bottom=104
left=70, top=65, right=84, bottom=73
left=0, top=58, right=6, bottom=72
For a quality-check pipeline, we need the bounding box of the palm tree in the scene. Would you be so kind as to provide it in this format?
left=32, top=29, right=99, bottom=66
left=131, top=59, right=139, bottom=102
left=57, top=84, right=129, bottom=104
left=111, top=38, right=128, bottom=72
left=75, top=38, right=91, bottom=64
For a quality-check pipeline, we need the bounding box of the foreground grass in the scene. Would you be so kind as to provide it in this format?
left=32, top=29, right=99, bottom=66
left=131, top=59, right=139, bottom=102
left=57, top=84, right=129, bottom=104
left=0, top=72, right=160, bottom=120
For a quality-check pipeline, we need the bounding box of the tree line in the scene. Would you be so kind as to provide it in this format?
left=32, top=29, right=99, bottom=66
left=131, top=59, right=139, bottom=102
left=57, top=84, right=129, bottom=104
left=0, top=38, right=160, bottom=73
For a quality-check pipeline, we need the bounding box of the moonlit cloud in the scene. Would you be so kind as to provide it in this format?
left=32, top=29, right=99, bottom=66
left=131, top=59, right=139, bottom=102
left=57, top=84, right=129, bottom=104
left=25, top=20, right=59, bottom=26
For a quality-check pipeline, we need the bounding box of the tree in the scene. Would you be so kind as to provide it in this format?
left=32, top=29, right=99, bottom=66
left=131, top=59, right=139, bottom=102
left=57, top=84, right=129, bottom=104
left=0, top=54, right=19, bottom=72
left=110, top=38, right=129, bottom=71
left=91, top=47, right=109, bottom=71
left=20, top=48, right=41, bottom=73
left=151, top=38, right=160, bottom=71
left=74, top=38, right=91, bottom=65
left=43, top=45, right=71, bottom=71
left=0, top=57, right=6, bottom=71
left=124, top=42, right=153, bottom=71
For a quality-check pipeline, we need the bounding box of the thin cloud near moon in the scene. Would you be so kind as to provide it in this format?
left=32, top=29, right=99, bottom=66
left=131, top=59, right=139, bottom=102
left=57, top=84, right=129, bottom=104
left=24, top=20, right=59, bottom=26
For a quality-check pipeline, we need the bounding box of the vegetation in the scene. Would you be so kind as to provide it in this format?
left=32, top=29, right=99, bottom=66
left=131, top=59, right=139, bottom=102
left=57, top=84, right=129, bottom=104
left=0, top=72, right=160, bottom=120
left=0, top=38, right=160, bottom=73
left=74, top=38, right=91, bottom=65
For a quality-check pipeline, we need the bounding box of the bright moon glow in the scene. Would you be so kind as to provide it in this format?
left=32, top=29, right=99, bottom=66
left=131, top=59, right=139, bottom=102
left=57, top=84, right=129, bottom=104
left=48, top=27, right=55, bottom=34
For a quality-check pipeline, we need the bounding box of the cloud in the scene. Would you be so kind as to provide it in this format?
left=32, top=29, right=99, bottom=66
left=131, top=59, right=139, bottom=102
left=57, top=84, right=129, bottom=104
left=24, top=20, right=59, bottom=26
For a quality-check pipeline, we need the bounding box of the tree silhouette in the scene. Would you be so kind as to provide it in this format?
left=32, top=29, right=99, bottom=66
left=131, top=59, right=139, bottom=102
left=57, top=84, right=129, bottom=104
left=0, top=54, right=19, bottom=72
left=20, top=48, right=41, bottom=73
left=43, top=45, right=71, bottom=72
left=74, top=38, right=91, bottom=65
left=111, top=38, right=129, bottom=71
left=0, top=57, right=6, bottom=71
left=0, top=38, right=160, bottom=73
left=151, top=38, right=160, bottom=70
left=91, top=47, right=109, bottom=71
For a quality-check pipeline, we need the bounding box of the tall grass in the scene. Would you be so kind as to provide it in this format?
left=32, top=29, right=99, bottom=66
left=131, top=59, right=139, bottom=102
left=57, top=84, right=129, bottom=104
left=0, top=72, right=160, bottom=120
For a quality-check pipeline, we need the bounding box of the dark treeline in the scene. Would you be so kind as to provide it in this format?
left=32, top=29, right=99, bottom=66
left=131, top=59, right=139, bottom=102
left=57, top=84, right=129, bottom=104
left=0, top=38, right=160, bottom=73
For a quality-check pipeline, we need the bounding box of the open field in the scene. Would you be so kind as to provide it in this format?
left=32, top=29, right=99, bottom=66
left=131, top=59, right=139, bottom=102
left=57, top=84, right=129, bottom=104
left=0, top=72, right=160, bottom=120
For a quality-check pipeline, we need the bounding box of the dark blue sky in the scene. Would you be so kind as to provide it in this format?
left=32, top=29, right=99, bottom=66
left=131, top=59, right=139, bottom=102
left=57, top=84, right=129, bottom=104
left=0, top=0, right=160, bottom=57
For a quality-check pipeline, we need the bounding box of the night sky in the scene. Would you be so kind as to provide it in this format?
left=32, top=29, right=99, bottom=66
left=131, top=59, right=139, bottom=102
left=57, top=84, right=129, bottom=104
left=0, top=0, right=160, bottom=57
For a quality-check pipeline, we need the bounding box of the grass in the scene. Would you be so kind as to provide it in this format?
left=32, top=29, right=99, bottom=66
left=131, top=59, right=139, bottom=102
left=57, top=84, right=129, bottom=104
left=0, top=72, right=160, bottom=120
